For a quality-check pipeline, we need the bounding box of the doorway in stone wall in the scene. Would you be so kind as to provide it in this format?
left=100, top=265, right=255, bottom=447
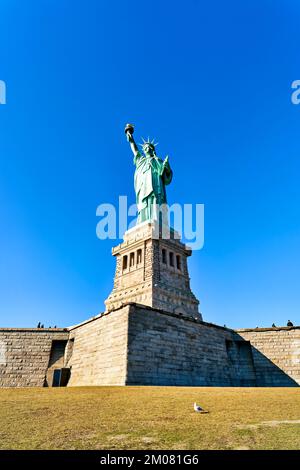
left=45, top=340, right=70, bottom=387
left=52, top=368, right=71, bottom=387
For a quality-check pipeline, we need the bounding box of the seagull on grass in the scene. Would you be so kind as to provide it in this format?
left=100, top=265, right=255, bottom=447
left=194, top=402, right=208, bottom=413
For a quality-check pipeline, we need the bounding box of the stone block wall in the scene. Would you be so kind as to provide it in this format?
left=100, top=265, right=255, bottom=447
left=0, top=306, right=299, bottom=388
left=67, top=307, right=129, bottom=386
left=47, top=305, right=300, bottom=388
left=0, top=329, right=69, bottom=387
left=237, top=327, right=300, bottom=386
left=64, top=303, right=257, bottom=387
left=126, top=304, right=256, bottom=386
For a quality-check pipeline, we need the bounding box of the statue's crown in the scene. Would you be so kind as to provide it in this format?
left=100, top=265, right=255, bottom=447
left=139, top=137, right=159, bottom=148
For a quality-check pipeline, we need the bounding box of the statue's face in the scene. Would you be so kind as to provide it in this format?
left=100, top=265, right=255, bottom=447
left=143, top=144, right=154, bottom=156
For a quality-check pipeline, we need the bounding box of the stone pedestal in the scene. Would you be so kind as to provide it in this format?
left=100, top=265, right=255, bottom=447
left=105, top=222, right=201, bottom=320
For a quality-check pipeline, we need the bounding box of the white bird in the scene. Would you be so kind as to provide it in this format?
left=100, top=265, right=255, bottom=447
left=194, top=402, right=207, bottom=413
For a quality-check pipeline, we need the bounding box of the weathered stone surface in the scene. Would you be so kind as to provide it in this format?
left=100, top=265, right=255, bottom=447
left=125, top=305, right=256, bottom=386
left=0, top=307, right=299, bottom=387
left=67, top=307, right=129, bottom=386
left=0, top=329, right=69, bottom=387
left=237, top=327, right=300, bottom=386
left=105, top=222, right=201, bottom=319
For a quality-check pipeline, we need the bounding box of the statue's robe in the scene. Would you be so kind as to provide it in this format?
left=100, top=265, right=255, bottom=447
left=134, top=152, right=173, bottom=223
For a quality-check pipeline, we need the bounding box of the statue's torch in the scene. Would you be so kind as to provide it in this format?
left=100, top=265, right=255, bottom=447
left=125, top=123, right=134, bottom=139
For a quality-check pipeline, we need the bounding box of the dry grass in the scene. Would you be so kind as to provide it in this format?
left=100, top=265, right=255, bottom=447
left=0, top=387, right=299, bottom=450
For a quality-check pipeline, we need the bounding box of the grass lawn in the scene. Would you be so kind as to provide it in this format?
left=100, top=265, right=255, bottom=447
left=0, top=387, right=300, bottom=450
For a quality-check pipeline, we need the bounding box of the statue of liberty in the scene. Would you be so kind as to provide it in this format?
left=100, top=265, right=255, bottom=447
left=125, top=123, right=173, bottom=225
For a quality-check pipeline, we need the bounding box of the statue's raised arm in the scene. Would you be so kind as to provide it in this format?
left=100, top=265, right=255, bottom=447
left=125, top=123, right=139, bottom=158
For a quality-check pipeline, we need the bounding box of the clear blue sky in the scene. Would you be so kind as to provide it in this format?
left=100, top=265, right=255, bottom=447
left=0, top=0, right=299, bottom=328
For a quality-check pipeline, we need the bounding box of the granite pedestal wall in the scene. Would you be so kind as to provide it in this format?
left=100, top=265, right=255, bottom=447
left=0, top=306, right=299, bottom=387
left=237, top=327, right=300, bottom=386
left=0, top=328, right=69, bottom=387
left=105, top=222, right=201, bottom=319
left=67, top=307, right=129, bottom=386
left=67, top=304, right=257, bottom=387
left=126, top=305, right=257, bottom=386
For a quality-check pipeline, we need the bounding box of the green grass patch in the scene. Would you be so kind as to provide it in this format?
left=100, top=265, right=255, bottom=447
left=0, top=387, right=299, bottom=449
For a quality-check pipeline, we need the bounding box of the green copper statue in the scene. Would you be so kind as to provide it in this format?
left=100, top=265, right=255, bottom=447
left=125, top=123, right=173, bottom=224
